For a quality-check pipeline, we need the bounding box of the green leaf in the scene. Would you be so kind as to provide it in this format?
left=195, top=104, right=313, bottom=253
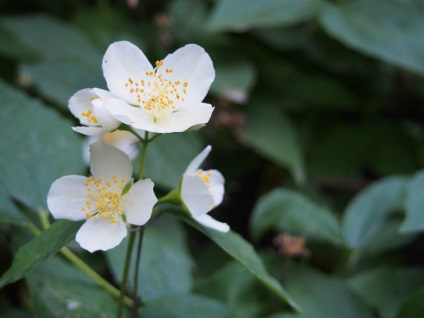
left=286, top=266, right=374, bottom=318
left=341, top=176, right=409, bottom=249
left=195, top=261, right=271, bottom=318
left=309, top=121, right=417, bottom=178
left=210, top=57, right=256, bottom=103
left=0, top=13, right=101, bottom=64
left=400, top=170, right=424, bottom=233
left=0, top=220, right=81, bottom=288
left=348, top=266, right=424, bottom=318
left=320, top=0, right=424, bottom=75
left=397, top=287, right=424, bottom=318
left=0, top=79, right=85, bottom=210
left=106, top=215, right=193, bottom=301
left=27, top=256, right=120, bottom=318
left=142, top=294, right=231, bottom=318
left=22, top=60, right=103, bottom=107
left=243, top=105, right=305, bottom=184
left=0, top=14, right=104, bottom=108
left=143, top=132, right=203, bottom=189
left=175, top=213, right=300, bottom=311
left=250, top=188, right=342, bottom=246
left=208, top=0, right=321, bottom=32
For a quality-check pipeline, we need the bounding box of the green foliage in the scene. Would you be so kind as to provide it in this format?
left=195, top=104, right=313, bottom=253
left=1, top=0, right=424, bottom=316
left=0, top=220, right=81, bottom=289
left=243, top=104, right=305, bottom=184
left=0, top=79, right=85, bottom=209
left=285, top=266, right=374, bottom=318
left=320, top=0, right=424, bottom=75
left=250, top=188, right=342, bottom=245
left=341, top=176, right=409, bottom=250
left=348, top=266, right=424, bottom=318
left=177, top=213, right=300, bottom=311
left=208, top=0, right=321, bottom=32
left=107, top=215, right=193, bottom=301
left=401, top=170, right=424, bottom=233
left=27, top=256, right=122, bottom=317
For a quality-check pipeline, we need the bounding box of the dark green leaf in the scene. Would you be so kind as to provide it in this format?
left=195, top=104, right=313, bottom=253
left=208, top=0, right=321, bottom=32
left=107, top=215, right=193, bottom=301
left=341, top=176, right=409, bottom=249
left=250, top=188, right=342, bottom=246
left=142, top=294, right=231, bottom=318
left=175, top=213, right=300, bottom=311
left=0, top=79, right=85, bottom=210
left=320, top=0, right=424, bottom=75
left=143, top=132, right=203, bottom=189
left=397, top=287, right=424, bottom=318
left=27, top=256, right=120, bottom=318
left=0, top=13, right=101, bottom=65
left=211, top=57, right=256, bottom=103
left=22, top=60, right=103, bottom=107
left=243, top=105, right=305, bottom=184
left=401, top=170, right=424, bottom=233
left=348, top=266, right=424, bottom=318
left=286, top=266, right=374, bottom=318
left=196, top=261, right=270, bottom=318
left=0, top=220, right=81, bottom=288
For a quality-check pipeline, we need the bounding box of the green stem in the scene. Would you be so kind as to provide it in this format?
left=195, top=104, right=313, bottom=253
left=138, top=131, right=149, bottom=179
left=60, top=247, right=133, bottom=308
left=117, top=231, right=136, bottom=318
left=32, top=210, right=132, bottom=308
left=132, top=229, right=145, bottom=316
left=117, top=130, right=150, bottom=318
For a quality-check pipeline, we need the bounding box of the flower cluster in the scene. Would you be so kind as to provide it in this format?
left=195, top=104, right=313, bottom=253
left=47, top=41, right=229, bottom=252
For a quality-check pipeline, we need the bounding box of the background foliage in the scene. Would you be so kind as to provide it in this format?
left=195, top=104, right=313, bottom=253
left=1, top=0, right=424, bottom=317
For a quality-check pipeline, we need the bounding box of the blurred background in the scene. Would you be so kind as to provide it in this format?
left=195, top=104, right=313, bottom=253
left=1, top=0, right=424, bottom=317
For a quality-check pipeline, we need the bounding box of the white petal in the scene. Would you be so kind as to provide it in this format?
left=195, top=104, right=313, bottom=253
left=68, top=88, right=96, bottom=125
left=152, top=103, right=213, bottom=133
left=91, top=98, right=120, bottom=131
left=89, top=141, right=132, bottom=183
left=102, top=41, right=153, bottom=104
left=103, top=98, right=148, bottom=126
left=47, top=175, right=91, bottom=221
left=158, top=44, right=215, bottom=106
left=91, top=88, right=114, bottom=100
left=207, top=169, right=225, bottom=206
left=76, top=217, right=127, bottom=252
left=101, top=130, right=140, bottom=160
left=181, top=174, right=214, bottom=216
left=193, top=214, right=230, bottom=233
left=124, top=179, right=157, bottom=226
left=185, top=145, right=211, bottom=174
left=72, top=126, right=110, bottom=136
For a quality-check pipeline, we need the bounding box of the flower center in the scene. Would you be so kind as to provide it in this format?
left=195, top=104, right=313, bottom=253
left=81, top=109, right=98, bottom=124
left=82, top=175, right=130, bottom=223
left=124, top=60, right=189, bottom=120
left=196, top=170, right=212, bottom=188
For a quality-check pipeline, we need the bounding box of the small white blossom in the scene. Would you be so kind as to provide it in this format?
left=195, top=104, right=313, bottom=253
left=69, top=88, right=120, bottom=136
left=181, top=146, right=229, bottom=232
left=47, top=141, right=157, bottom=252
left=99, top=41, right=215, bottom=133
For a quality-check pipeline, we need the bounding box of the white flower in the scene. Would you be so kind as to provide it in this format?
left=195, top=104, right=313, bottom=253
left=181, top=146, right=229, bottom=232
left=82, top=130, right=141, bottom=164
left=99, top=41, right=215, bottom=133
left=69, top=88, right=120, bottom=136
left=47, top=141, right=157, bottom=252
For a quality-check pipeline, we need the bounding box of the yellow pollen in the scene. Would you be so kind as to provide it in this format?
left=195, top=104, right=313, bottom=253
left=123, top=61, right=190, bottom=118
left=196, top=170, right=212, bottom=188
left=83, top=176, right=130, bottom=223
